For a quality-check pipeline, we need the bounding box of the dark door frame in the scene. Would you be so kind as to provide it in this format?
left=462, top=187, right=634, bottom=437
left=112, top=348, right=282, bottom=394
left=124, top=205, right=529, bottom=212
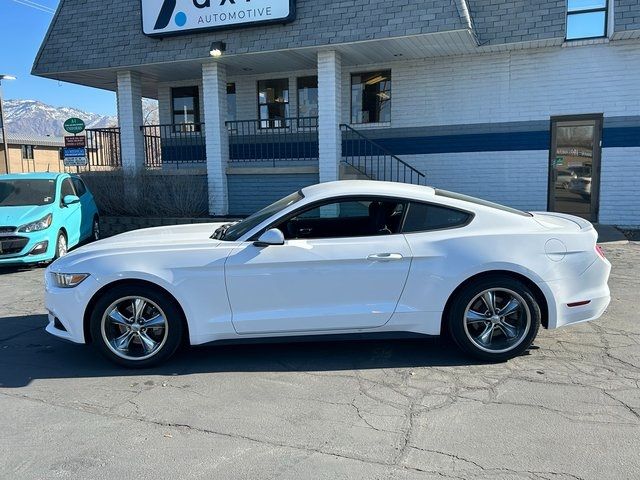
left=548, top=113, right=603, bottom=222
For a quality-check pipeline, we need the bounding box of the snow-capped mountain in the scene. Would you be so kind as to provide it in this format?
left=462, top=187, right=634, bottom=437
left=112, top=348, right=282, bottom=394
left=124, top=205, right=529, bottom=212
left=4, top=99, right=117, bottom=137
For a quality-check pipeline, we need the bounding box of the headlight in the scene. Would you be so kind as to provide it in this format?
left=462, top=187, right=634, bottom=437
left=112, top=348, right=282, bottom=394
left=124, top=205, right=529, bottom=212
left=18, top=213, right=52, bottom=233
left=51, top=273, right=89, bottom=288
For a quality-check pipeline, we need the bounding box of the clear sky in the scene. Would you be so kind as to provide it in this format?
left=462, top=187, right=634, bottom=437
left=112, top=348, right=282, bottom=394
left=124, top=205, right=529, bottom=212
left=0, top=0, right=116, bottom=115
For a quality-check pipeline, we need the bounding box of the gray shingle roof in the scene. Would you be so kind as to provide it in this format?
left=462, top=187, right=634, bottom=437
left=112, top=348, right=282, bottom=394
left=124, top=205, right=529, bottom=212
left=7, top=133, right=64, bottom=147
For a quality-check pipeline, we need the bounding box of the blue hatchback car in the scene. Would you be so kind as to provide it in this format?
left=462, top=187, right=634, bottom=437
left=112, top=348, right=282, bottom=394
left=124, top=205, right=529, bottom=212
left=0, top=173, right=99, bottom=266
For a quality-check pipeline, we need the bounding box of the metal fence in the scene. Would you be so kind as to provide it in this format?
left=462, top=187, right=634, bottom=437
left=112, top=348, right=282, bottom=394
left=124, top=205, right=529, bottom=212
left=226, top=117, right=319, bottom=166
left=86, top=127, right=121, bottom=168
left=141, top=123, right=206, bottom=168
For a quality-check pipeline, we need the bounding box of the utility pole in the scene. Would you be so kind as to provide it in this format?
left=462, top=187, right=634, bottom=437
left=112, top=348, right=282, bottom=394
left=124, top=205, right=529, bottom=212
left=0, top=74, right=16, bottom=174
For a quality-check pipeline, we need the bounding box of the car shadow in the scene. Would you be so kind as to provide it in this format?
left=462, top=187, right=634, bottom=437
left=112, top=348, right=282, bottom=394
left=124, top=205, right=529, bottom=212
left=0, top=313, right=496, bottom=388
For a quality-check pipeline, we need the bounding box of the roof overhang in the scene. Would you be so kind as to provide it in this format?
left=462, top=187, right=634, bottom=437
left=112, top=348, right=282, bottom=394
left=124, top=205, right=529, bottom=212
left=34, top=30, right=479, bottom=99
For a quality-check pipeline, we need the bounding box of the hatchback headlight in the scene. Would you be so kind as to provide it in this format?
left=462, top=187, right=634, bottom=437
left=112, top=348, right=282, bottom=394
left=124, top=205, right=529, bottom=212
left=51, top=273, right=89, bottom=288
left=18, top=213, right=52, bottom=233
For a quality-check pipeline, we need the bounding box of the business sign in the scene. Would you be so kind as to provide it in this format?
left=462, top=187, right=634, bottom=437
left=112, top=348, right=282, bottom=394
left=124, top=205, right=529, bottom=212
left=141, top=0, right=296, bottom=37
left=63, top=118, right=85, bottom=134
left=63, top=156, right=88, bottom=167
left=63, top=147, right=86, bottom=157
left=64, top=135, right=86, bottom=148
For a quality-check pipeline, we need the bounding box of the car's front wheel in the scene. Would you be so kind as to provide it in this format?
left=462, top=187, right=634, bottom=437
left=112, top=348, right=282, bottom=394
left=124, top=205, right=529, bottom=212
left=89, top=284, right=184, bottom=368
left=448, top=276, right=541, bottom=362
left=91, top=216, right=100, bottom=242
left=54, top=231, right=67, bottom=260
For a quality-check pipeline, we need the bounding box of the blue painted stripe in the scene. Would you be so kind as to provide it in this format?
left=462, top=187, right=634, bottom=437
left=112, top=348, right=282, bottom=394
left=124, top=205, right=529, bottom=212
left=602, top=127, right=640, bottom=148
left=348, top=131, right=550, bottom=155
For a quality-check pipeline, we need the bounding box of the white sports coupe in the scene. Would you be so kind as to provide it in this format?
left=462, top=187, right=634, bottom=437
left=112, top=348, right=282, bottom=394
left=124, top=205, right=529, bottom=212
left=44, top=181, right=611, bottom=367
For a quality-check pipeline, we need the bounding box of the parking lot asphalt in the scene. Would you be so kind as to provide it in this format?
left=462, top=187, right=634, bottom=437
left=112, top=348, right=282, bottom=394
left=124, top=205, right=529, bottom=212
left=0, top=243, right=639, bottom=480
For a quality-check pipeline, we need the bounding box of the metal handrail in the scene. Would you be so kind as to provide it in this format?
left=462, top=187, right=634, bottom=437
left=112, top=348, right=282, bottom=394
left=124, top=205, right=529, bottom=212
left=226, top=117, right=319, bottom=165
left=340, top=124, right=426, bottom=185
left=140, top=123, right=206, bottom=168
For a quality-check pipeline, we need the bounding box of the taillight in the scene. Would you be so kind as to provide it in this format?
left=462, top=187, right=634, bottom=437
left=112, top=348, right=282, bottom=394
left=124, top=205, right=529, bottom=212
left=595, top=245, right=606, bottom=259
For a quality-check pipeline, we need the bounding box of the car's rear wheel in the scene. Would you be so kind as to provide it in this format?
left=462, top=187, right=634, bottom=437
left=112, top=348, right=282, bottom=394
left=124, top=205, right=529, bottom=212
left=89, top=284, right=184, bottom=368
left=448, top=276, right=541, bottom=362
left=54, top=231, right=67, bottom=260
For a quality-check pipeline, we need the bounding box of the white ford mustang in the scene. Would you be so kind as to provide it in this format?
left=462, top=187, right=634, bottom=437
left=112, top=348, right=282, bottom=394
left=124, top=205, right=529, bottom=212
left=45, top=181, right=611, bottom=367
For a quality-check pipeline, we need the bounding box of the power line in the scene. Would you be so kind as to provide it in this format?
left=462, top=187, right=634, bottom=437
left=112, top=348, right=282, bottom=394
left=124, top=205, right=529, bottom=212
left=9, top=0, right=56, bottom=14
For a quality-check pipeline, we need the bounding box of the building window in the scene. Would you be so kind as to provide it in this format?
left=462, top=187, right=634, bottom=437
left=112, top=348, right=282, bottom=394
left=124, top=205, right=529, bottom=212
left=227, top=83, right=237, bottom=122
left=351, top=70, right=391, bottom=124
left=21, top=145, right=34, bottom=160
left=566, top=0, right=608, bottom=40
left=171, top=86, right=200, bottom=131
left=258, top=78, right=289, bottom=128
left=58, top=148, right=65, bottom=160
left=297, top=76, right=318, bottom=127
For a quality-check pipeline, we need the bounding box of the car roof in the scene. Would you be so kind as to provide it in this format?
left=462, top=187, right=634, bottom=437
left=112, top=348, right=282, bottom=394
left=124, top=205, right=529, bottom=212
left=301, top=180, right=436, bottom=202
left=0, top=172, right=63, bottom=181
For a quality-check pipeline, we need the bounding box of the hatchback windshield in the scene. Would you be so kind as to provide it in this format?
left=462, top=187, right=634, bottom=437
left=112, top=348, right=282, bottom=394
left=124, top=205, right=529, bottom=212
left=218, top=191, right=304, bottom=241
left=0, top=179, right=57, bottom=207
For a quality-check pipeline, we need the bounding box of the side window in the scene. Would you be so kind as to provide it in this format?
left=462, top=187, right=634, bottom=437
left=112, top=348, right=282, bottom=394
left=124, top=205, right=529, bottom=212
left=276, top=198, right=405, bottom=240
left=71, top=178, right=87, bottom=196
left=402, top=202, right=471, bottom=233
left=60, top=179, right=76, bottom=199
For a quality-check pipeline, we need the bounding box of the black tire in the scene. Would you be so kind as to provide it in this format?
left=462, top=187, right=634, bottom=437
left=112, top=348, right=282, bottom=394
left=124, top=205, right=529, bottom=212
left=89, top=284, right=184, bottom=368
left=447, top=275, right=541, bottom=362
left=54, top=231, right=67, bottom=260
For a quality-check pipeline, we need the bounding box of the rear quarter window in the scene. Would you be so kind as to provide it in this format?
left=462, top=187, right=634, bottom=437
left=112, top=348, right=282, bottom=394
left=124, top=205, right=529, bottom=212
left=402, top=202, right=471, bottom=233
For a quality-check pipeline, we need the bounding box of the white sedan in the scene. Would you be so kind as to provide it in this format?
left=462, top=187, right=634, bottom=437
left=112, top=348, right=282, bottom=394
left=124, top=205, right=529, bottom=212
left=44, top=181, right=611, bottom=367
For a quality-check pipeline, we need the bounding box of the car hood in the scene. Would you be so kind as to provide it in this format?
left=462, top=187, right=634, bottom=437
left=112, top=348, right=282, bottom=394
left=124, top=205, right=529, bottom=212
left=0, top=204, right=52, bottom=227
left=49, top=222, right=232, bottom=272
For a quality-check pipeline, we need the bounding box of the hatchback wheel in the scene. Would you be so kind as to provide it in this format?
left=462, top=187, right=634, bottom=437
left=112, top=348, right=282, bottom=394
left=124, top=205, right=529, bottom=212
left=92, top=216, right=100, bottom=241
left=448, top=276, right=541, bottom=362
left=89, top=284, right=184, bottom=368
left=54, top=231, right=67, bottom=259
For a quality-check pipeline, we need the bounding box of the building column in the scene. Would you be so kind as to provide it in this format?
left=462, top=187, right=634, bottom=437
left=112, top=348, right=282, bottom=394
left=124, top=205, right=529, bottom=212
left=116, top=71, right=145, bottom=175
left=202, top=62, right=229, bottom=216
left=317, top=50, right=342, bottom=183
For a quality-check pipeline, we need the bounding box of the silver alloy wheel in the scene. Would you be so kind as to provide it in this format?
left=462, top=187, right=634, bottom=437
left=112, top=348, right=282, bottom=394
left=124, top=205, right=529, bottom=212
left=57, top=234, right=67, bottom=257
left=101, top=296, right=169, bottom=361
left=463, top=288, right=531, bottom=354
left=93, top=219, right=100, bottom=240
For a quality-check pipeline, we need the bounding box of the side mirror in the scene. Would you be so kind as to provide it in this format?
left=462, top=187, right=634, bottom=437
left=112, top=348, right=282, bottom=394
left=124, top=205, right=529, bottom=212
left=62, top=194, right=80, bottom=206
left=254, top=228, right=285, bottom=247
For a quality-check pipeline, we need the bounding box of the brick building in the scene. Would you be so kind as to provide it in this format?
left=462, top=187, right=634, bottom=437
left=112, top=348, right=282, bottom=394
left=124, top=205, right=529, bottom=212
left=32, top=0, right=640, bottom=225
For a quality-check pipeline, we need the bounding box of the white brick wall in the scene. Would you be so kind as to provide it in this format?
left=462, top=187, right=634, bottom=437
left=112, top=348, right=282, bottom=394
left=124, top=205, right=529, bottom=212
left=340, top=42, right=640, bottom=127
left=116, top=71, right=145, bottom=174
left=403, top=150, right=549, bottom=211
left=202, top=62, right=229, bottom=215
left=600, top=147, right=640, bottom=226
left=318, top=51, right=342, bottom=183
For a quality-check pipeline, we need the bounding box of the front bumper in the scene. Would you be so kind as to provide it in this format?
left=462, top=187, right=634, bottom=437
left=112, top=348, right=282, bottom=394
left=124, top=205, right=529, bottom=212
left=0, top=231, right=55, bottom=265
left=545, top=255, right=611, bottom=329
left=44, top=272, right=99, bottom=344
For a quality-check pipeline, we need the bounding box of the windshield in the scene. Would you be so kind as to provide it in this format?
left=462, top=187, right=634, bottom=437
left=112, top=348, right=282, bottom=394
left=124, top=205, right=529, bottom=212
left=0, top=179, right=57, bottom=207
left=218, top=191, right=304, bottom=241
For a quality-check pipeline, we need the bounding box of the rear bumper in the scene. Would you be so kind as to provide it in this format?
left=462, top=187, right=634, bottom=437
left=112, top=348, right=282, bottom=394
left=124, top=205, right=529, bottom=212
left=545, top=256, right=611, bottom=329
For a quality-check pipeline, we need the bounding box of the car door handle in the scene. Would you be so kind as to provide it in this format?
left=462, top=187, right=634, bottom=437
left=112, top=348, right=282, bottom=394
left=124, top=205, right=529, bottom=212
left=367, top=253, right=404, bottom=261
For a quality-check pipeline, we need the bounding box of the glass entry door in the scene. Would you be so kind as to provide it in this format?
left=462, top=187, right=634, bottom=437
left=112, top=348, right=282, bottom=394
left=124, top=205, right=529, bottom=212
left=549, top=115, right=602, bottom=221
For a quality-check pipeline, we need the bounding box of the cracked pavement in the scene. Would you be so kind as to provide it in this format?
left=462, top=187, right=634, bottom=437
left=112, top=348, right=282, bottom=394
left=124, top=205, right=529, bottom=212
left=0, top=243, right=638, bottom=479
